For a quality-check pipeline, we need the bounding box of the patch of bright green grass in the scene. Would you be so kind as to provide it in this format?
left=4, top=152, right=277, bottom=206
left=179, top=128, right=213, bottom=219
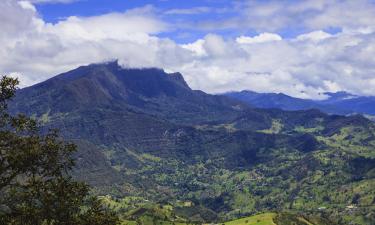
left=294, top=125, right=324, bottom=133
left=141, top=153, right=162, bottom=162
left=223, top=213, right=277, bottom=225
left=39, top=109, right=51, bottom=124
left=258, top=120, right=283, bottom=134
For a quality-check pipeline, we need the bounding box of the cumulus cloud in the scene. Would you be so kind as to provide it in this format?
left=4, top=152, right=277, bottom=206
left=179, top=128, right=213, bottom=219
left=166, top=29, right=375, bottom=99
left=195, top=0, right=375, bottom=33
left=47, top=6, right=169, bottom=41
left=1, top=0, right=375, bottom=99
left=236, top=33, right=282, bottom=44
left=181, top=39, right=206, bottom=56
left=0, top=1, right=173, bottom=86
left=296, top=30, right=332, bottom=42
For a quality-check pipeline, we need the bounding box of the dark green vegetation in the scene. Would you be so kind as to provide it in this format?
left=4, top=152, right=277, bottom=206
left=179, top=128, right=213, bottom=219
left=0, top=76, right=119, bottom=224
left=10, top=62, right=375, bottom=224
left=224, top=90, right=375, bottom=119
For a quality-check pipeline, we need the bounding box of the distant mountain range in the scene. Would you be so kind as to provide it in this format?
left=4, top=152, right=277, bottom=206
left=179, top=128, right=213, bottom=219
left=224, top=90, right=375, bottom=120
left=9, top=62, right=375, bottom=224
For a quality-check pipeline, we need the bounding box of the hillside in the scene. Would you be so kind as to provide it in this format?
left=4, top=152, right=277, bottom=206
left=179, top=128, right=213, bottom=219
left=10, top=62, right=375, bottom=224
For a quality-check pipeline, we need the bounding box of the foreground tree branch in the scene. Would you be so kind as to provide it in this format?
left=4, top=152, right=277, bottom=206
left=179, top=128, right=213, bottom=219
left=0, top=76, right=119, bottom=225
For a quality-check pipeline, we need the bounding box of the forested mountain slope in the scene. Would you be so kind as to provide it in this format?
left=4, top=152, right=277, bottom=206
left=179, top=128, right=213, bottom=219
left=10, top=62, right=375, bottom=224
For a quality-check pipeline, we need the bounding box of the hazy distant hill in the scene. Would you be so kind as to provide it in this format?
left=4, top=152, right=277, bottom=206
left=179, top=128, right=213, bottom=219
left=224, top=90, right=375, bottom=118
left=9, top=62, right=375, bottom=224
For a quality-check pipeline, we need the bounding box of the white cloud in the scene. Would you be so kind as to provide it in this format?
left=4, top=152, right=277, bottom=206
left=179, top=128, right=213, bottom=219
left=305, top=0, right=375, bottom=30
left=296, top=30, right=332, bottom=42
left=27, top=0, right=78, bottom=3
left=202, top=34, right=229, bottom=57
left=175, top=29, right=375, bottom=99
left=181, top=39, right=206, bottom=56
left=47, top=8, right=169, bottom=42
left=236, top=33, right=282, bottom=44
left=0, top=1, right=173, bottom=85
left=1, top=0, right=375, bottom=99
left=18, top=1, right=37, bottom=11
left=165, top=7, right=211, bottom=15
left=194, top=0, right=375, bottom=33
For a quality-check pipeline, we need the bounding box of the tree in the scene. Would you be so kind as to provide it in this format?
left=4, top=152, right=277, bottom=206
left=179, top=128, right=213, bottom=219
left=0, top=76, right=119, bottom=224
left=351, top=193, right=360, bottom=204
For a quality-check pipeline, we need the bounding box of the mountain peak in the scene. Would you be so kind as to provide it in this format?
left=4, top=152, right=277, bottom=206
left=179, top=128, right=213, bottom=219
left=83, top=61, right=192, bottom=91
left=13, top=62, right=197, bottom=116
left=38, top=60, right=190, bottom=91
left=167, top=72, right=190, bottom=89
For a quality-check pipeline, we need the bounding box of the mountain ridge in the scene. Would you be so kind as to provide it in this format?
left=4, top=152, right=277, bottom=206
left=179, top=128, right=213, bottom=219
left=224, top=90, right=375, bottom=117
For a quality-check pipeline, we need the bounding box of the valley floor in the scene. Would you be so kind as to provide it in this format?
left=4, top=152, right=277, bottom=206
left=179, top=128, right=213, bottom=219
left=120, top=212, right=333, bottom=225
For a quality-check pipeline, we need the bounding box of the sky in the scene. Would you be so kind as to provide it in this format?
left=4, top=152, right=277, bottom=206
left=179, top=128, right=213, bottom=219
left=1, top=0, right=375, bottom=99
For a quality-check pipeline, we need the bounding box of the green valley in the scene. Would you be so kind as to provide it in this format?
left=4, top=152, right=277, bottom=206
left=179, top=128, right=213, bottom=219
left=9, top=62, right=375, bottom=224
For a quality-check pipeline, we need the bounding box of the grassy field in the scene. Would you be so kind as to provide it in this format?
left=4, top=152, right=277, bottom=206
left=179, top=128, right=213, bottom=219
left=120, top=213, right=278, bottom=225
left=118, top=210, right=342, bottom=225
left=222, top=213, right=277, bottom=225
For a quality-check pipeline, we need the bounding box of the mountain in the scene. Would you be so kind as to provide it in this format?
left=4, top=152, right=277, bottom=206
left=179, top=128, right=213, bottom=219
left=224, top=90, right=375, bottom=117
left=10, top=61, right=271, bottom=186
left=10, top=62, right=375, bottom=224
left=14, top=61, right=254, bottom=126
left=321, top=92, right=375, bottom=115
left=223, top=90, right=328, bottom=111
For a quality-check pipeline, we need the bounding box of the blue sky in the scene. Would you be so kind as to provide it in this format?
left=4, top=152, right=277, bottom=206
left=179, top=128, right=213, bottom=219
left=36, top=0, right=232, bottom=23
left=35, top=0, right=227, bottom=21
left=34, top=0, right=252, bottom=43
left=2, top=0, right=375, bottom=98
left=33, top=0, right=343, bottom=43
